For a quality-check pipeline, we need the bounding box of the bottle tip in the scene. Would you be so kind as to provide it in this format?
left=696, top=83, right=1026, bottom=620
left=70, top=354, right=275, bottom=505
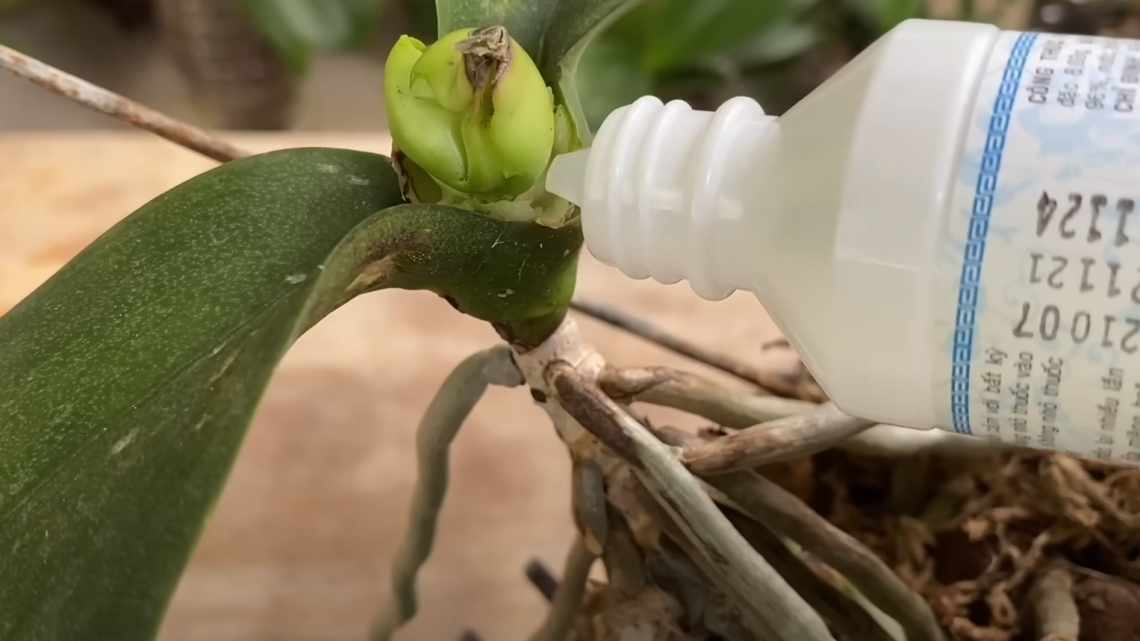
left=545, top=149, right=589, bottom=206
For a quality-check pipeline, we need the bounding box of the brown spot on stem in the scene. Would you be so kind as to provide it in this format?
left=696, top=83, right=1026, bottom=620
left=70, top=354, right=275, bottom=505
left=547, top=362, right=644, bottom=469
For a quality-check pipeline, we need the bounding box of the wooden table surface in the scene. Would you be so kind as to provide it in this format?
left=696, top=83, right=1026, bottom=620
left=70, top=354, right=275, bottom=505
left=0, top=132, right=782, bottom=641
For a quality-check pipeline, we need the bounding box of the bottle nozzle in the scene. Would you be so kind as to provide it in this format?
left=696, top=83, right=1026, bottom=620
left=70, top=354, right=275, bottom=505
left=545, top=149, right=589, bottom=206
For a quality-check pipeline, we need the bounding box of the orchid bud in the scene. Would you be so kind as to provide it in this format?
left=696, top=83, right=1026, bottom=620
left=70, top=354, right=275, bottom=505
left=384, top=26, right=556, bottom=198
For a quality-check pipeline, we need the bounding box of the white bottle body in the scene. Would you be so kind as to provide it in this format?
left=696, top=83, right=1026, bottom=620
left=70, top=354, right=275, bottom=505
left=547, top=19, right=1140, bottom=463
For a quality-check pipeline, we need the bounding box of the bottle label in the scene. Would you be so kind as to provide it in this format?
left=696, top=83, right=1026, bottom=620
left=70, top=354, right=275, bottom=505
left=942, top=31, right=1140, bottom=461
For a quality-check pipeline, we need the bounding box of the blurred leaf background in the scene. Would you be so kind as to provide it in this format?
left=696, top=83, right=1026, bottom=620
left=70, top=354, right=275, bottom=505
left=2, top=0, right=1139, bottom=129
left=574, top=0, right=1139, bottom=126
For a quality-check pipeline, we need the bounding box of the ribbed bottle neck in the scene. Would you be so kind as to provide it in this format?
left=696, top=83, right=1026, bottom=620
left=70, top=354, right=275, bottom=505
left=568, top=96, right=776, bottom=300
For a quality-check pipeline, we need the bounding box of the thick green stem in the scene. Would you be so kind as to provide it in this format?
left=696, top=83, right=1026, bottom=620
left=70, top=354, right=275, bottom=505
left=326, top=203, right=581, bottom=349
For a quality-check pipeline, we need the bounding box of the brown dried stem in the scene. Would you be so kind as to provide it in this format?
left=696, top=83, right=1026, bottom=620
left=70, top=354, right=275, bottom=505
left=600, top=510, right=647, bottom=596
left=547, top=361, right=836, bottom=641
left=0, top=44, right=248, bottom=163
left=603, top=365, right=874, bottom=473
left=571, top=458, right=610, bottom=555
left=571, top=299, right=825, bottom=401
left=726, top=512, right=899, bottom=641
left=603, top=365, right=1001, bottom=462
left=636, top=476, right=896, bottom=641
left=708, top=471, right=946, bottom=641
left=681, top=403, right=873, bottom=475
left=600, top=365, right=815, bottom=424
left=654, top=420, right=944, bottom=641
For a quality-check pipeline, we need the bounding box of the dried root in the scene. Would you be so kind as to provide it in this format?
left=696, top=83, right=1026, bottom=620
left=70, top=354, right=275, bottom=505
left=821, top=450, right=1140, bottom=641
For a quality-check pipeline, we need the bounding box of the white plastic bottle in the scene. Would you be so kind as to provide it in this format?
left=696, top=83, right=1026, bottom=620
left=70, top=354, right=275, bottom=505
left=546, top=19, right=1140, bottom=463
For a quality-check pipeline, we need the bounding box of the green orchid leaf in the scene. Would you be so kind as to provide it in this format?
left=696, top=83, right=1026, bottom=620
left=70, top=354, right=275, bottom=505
left=538, top=0, right=640, bottom=79
left=0, top=148, right=402, bottom=641
left=241, top=0, right=380, bottom=73
left=434, top=0, right=558, bottom=58
left=0, top=147, right=578, bottom=640
left=432, top=0, right=638, bottom=79
left=540, top=0, right=641, bottom=141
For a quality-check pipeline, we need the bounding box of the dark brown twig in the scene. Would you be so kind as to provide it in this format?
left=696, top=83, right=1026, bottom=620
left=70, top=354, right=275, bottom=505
left=0, top=43, right=248, bottom=162
left=525, top=559, right=559, bottom=602
left=570, top=299, right=825, bottom=401
left=527, top=538, right=596, bottom=641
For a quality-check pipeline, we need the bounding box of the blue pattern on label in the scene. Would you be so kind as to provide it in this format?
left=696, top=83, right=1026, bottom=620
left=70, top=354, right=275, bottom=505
left=950, top=32, right=1039, bottom=435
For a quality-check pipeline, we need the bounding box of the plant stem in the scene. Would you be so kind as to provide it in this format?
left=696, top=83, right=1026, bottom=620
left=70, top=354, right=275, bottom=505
left=600, top=511, right=646, bottom=596
left=680, top=403, right=872, bottom=475
left=526, top=538, right=596, bottom=641
left=0, top=44, right=248, bottom=163
left=727, top=511, right=899, bottom=641
left=602, top=365, right=873, bottom=472
left=547, top=361, right=837, bottom=641
left=704, top=470, right=946, bottom=641
left=524, top=559, right=560, bottom=602
left=652, top=413, right=943, bottom=641
left=571, top=458, right=609, bottom=555
left=372, top=347, right=523, bottom=641
left=600, top=365, right=816, bottom=424
left=602, top=364, right=1000, bottom=461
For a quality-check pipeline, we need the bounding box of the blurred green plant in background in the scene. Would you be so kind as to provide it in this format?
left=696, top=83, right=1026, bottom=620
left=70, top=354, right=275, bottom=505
left=156, top=0, right=384, bottom=128
left=575, top=0, right=970, bottom=125
left=240, top=0, right=382, bottom=73
left=3, top=0, right=1140, bottom=129
left=570, top=0, right=1140, bottom=126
